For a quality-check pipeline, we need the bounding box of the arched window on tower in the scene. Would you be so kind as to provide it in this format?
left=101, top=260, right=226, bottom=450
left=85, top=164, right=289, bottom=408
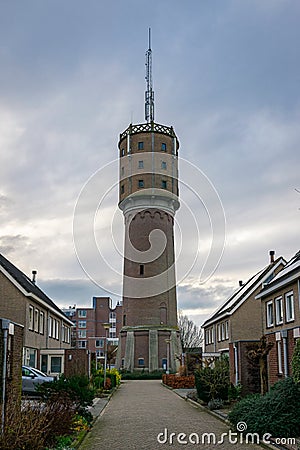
left=123, top=314, right=126, bottom=326
left=159, top=302, right=167, bottom=324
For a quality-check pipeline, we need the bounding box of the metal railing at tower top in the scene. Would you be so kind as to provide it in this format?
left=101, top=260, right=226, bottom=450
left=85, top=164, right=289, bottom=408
left=119, top=122, right=178, bottom=142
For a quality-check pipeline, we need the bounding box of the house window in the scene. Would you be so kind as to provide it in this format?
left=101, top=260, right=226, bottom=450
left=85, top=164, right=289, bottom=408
left=138, top=142, right=144, bottom=150
left=78, top=341, right=87, bottom=349
left=275, top=297, right=283, bottom=325
left=139, top=264, right=144, bottom=275
left=39, top=311, right=44, bottom=334
left=210, top=328, right=214, bottom=344
left=55, top=320, right=59, bottom=339
left=34, top=308, right=39, bottom=332
left=109, top=312, right=116, bottom=320
left=161, top=143, right=167, bottom=151
left=161, top=161, right=167, bottom=170
left=277, top=340, right=283, bottom=374
left=97, top=350, right=104, bottom=358
left=217, top=324, right=221, bottom=342
left=78, top=310, right=87, bottom=318
left=225, top=321, right=229, bottom=340
left=138, top=180, right=144, bottom=188
left=221, top=323, right=225, bottom=341
left=29, top=305, right=34, bottom=330
left=78, top=330, right=86, bottom=338
left=78, top=321, right=86, bottom=328
left=161, top=180, right=167, bottom=189
left=266, top=301, right=274, bottom=327
left=109, top=331, right=116, bottom=338
left=96, top=339, right=104, bottom=348
left=138, top=160, right=144, bottom=169
left=138, top=358, right=145, bottom=366
left=51, top=356, right=62, bottom=373
left=49, top=317, right=53, bottom=337
left=121, top=184, right=125, bottom=194
left=285, top=292, right=294, bottom=322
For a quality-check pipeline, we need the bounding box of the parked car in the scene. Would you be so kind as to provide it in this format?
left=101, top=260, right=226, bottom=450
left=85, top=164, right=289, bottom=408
left=22, top=365, right=54, bottom=394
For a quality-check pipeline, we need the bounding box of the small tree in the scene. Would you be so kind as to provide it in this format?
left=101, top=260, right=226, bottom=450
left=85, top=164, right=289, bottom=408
left=247, top=335, right=273, bottom=395
left=178, top=311, right=203, bottom=351
left=292, top=338, right=300, bottom=383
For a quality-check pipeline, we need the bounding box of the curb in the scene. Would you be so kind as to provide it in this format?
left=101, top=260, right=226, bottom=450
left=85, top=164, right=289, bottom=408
left=162, top=383, right=279, bottom=450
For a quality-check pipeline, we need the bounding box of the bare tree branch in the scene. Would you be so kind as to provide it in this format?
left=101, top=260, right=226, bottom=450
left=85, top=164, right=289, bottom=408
left=178, top=311, right=203, bottom=351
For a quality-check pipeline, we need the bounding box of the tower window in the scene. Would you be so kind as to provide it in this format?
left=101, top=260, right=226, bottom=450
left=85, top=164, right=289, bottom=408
left=138, top=180, right=144, bottom=188
left=138, top=358, right=145, bottom=366
left=161, top=180, right=167, bottom=189
left=121, top=185, right=125, bottom=194
left=121, top=167, right=124, bottom=176
left=138, top=141, right=144, bottom=150
left=161, top=161, right=167, bottom=170
left=161, top=143, right=167, bottom=151
left=123, top=314, right=126, bottom=326
left=138, top=160, right=144, bottom=169
left=139, top=264, right=144, bottom=275
left=121, top=148, right=125, bottom=157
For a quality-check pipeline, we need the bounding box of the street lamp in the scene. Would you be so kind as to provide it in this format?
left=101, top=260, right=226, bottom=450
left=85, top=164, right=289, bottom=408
left=103, top=323, right=110, bottom=388
left=165, top=338, right=171, bottom=374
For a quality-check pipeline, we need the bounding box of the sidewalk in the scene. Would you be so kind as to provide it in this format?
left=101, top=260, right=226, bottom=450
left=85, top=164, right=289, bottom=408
left=78, top=380, right=265, bottom=450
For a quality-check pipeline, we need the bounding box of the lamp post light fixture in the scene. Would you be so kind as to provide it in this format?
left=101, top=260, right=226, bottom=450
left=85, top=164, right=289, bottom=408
left=103, top=323, right=111, bottom=388
left=165, top=338, right=171, bottom=374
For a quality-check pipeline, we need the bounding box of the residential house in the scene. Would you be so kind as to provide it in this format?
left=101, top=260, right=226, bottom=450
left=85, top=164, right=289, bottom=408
left=256, top=250, right=300, bottom=388
left=202, top=251, right=286, bottom=394
left=0, top=253, right=73, bottom=376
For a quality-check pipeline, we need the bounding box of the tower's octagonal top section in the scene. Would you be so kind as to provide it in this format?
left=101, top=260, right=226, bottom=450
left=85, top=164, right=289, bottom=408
left=118, top=121, right=180, bottom=211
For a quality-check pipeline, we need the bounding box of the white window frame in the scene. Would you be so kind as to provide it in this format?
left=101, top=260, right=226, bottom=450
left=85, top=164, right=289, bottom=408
left=34, top=308, right=39, bottom=332
left=266, top=301, right=274, bottom=327
left=49, top=316, right=53, bottom=337
left=78, top=310, right=87, bottom=318
left=78, top=341, right=87, bottom=349
left=78, top=330, right=86, bottom=338
left=29, top=305, right=34, bottom=330
left=78, top=320, right=86, bottom=328
left=95, top=339, right=104, bottom=348
left=225, top=321, right=229, bottom=340
left=39, top=311, right=44, bottom=334
left=275, top=296, right=283, bottom=325
left=285, top=291, right=295, bottom=322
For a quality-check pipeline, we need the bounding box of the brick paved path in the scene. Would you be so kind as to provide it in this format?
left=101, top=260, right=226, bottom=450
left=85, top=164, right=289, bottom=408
left=79, top=380, right=264, bottom=450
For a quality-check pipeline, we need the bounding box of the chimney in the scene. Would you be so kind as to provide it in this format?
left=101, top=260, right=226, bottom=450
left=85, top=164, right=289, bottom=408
left=32, top=270, right=37, bottom=284
left=269, top=250, right=275, bottom=264
left=239, top=280, right=243, bottom=287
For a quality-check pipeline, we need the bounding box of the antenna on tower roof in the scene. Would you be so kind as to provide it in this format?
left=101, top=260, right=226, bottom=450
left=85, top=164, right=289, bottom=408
left=145, top=28, right=154, bottom=123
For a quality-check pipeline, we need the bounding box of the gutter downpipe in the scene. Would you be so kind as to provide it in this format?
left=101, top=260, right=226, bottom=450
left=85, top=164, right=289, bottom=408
left=281, top=330, right=288, bottom=377
left=1, top=319, right=10, bottom=435
left=234, top=343, right=239, bottom=385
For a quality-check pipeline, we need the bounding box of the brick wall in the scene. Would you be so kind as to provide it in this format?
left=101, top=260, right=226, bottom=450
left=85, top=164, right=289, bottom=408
left=64, top=349, right=89, bottom=377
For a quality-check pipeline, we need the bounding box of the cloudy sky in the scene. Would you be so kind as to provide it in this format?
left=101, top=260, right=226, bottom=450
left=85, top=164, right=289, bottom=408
left=0, top=0, right=299, bottom=326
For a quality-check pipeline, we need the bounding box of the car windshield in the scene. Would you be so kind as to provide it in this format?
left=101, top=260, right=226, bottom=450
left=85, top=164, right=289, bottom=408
left=29, top=368, right=48, bottom=378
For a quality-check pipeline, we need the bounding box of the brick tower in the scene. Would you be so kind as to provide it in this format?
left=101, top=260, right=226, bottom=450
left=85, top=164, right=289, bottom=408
left=116, top=31, right=182, bottom=372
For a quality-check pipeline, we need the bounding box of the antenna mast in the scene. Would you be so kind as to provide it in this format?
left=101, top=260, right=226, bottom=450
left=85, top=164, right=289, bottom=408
left=145, top=28, right=154, bottom=123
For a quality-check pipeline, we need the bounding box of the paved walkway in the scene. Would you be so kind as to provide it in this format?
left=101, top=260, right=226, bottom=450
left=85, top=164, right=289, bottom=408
left=79, top=380, right=264, bottom=450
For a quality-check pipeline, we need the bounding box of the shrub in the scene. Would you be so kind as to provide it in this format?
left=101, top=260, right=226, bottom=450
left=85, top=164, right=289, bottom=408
left=228, top=377, right=300, bottom=438
left=37, top=374, right=95, bottom=410
left=0, top=393, right=76, bottom=449
left=195, top=356, right=230, bottom=402
left=292, top=338, right=300, bottom=383
left=120, top=370, right=163, bottom=380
